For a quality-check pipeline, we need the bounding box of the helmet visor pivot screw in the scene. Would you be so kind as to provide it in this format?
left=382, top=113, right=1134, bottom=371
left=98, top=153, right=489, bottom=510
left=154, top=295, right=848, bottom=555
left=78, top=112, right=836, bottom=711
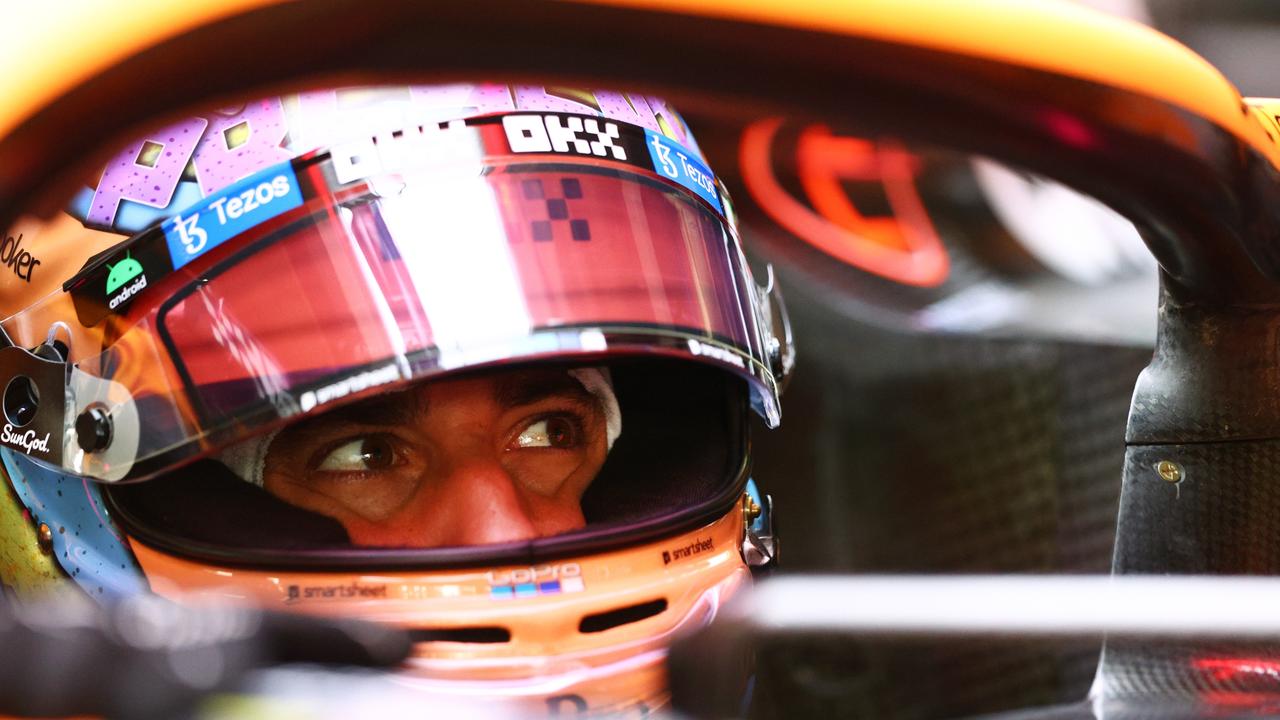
left=75, top=405, right=113, bottom=453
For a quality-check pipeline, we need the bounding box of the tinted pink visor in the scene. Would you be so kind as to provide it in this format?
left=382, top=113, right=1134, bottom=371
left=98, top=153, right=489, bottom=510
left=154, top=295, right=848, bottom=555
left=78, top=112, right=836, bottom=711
left=21, top=129, right=781, bottom=482
left=164, top=161, right=774, bottom=419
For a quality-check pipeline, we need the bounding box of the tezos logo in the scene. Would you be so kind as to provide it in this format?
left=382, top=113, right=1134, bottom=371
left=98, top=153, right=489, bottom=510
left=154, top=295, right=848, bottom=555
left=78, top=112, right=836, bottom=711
left=173, top=174, right=293, bottom=258
left=1, top=233, right=40, bottom=282
left=1, top=424, right=51, bottom=454
left=649, top=133, right=714, bottom=195
left=174, top=213, right=207, bottom=256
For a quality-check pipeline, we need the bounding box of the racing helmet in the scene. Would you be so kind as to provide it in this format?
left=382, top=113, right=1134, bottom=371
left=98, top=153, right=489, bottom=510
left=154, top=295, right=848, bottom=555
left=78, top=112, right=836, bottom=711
left=0, top=84, right=792, bottom=713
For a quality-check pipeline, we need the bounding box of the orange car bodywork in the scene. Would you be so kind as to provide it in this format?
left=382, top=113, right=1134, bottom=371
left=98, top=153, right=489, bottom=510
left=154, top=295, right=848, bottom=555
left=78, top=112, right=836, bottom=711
left=1, top=0, right=1275, bottom=168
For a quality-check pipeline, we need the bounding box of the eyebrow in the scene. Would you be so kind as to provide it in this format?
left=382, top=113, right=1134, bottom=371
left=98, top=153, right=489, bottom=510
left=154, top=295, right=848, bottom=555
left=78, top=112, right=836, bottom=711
left=492, top=371, right=598, bottom=411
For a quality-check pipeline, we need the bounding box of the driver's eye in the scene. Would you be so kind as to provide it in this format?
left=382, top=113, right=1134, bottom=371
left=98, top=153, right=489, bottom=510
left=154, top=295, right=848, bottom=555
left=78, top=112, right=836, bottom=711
left=516, top=416, right=579, bottom=449
left=316, top=436, right=397, bottom=472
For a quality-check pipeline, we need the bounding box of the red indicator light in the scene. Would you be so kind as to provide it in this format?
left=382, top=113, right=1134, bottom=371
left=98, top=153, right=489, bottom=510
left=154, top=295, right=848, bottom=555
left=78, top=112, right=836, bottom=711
left=739, top=118, right=948, bottom=287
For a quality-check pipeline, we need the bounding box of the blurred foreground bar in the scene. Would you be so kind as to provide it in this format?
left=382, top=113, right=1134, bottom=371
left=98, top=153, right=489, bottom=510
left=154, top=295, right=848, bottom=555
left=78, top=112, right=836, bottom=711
left=671, top=576, right=1280, bottom=719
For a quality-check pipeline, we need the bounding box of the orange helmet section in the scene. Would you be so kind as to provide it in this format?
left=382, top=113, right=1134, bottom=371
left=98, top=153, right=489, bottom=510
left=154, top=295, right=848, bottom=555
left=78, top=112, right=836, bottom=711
left=130, top=504, right=750, bottom=715
left=0, top=0, right=274, bottom=140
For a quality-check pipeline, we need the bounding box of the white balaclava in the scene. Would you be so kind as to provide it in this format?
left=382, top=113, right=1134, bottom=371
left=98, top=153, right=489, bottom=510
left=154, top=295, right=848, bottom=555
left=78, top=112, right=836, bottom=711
left=220, top=367, right=622, bottom=486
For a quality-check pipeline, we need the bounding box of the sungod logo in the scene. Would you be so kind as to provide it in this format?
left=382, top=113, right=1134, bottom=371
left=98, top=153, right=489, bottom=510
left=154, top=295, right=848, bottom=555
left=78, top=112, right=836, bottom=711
left=1, top=233, right=40, bottom=282
left=2, top=424, right=51, bottom=454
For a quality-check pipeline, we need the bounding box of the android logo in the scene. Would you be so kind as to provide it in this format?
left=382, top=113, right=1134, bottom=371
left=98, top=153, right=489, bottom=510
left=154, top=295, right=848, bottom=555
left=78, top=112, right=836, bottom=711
left=104, top=253, right=143, bottom=295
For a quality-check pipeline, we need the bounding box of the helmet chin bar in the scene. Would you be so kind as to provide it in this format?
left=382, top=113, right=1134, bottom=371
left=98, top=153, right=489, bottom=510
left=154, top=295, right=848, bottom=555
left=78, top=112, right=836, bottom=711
left=0, top=324, right=139, bottom=482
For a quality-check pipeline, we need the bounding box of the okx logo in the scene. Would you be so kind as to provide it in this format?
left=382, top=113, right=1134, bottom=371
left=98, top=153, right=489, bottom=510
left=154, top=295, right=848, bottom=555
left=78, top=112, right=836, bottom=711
left=504, top=114, right=628, bottom=161
left=1, top=233, right=40, bottom=282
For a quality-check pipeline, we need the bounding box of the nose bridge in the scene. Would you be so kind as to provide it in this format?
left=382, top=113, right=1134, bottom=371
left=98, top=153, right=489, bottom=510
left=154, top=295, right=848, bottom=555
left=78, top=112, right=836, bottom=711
left=435, top=443, right=538, bottom=545
left=441, top=422, right=492, bottom=457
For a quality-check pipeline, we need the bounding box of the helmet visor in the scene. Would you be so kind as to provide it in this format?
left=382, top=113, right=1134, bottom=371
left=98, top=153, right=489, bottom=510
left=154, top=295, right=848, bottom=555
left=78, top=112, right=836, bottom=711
left=3, top=118, right=780, bottom=482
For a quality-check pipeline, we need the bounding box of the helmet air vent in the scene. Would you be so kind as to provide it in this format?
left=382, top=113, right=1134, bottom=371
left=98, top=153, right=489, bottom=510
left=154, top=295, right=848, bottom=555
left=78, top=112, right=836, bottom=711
left=408, top=626, right=511, bottom=644
left=2, top=375, right=39, bottom=427
left=578, top=598, right=668, bottom=634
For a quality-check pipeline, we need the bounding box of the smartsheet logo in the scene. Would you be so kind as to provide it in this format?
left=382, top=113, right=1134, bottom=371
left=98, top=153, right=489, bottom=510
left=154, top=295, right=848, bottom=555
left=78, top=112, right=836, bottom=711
left=662, top=537, right=714, bottom=565
left=298, top=364, right=402, bottom=413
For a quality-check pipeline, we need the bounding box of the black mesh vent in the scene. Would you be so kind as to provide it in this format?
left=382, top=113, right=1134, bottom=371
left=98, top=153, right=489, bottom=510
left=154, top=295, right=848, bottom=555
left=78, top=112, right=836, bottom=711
left=409, top=626, right=511, bottom=644
left=579, top=598, right=668, bottom=634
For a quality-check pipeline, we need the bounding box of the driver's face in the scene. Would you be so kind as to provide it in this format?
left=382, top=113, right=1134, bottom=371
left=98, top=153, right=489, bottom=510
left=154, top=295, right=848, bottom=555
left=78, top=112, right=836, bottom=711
left=261, top=368, right=609, bottom=548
